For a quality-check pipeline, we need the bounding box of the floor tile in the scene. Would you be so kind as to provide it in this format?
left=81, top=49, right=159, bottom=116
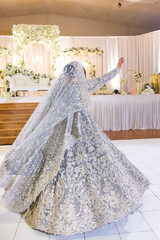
left=142, top=174, right=160, bottom=185
left=0, top=204, right=21, bottom=223
left=116, top=212, right=151, bottom=233
left=153, top=168, right=160, bottom=177
left=143, top=189, right=155, bottom=197
left=140, top=195, right=160, bottom=212
left=154, top=231, right=160, bottom=240
left=120, top=231, right=158, bottom=240
left=0, top=222, right=19, bottom=240
left=150, top=185, right=160, bottom=199
left=142, top=211, right=160, bottom=230
left=14, top=221, right=49, bottom=240
left=85, top=235, right=121, bottom=240
left=20, top=218, right=85, bottom=240
left=49, top=232, right=84, bottom=240
left=85, top=223, right=118, bottom=237
left=150, top=177, right=160, bottom=185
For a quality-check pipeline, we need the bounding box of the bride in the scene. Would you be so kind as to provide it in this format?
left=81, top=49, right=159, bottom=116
left=0, top=58, right=150, bottom=236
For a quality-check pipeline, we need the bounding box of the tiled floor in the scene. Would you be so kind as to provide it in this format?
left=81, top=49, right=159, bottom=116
left=0, top=138, right=160, bottom=240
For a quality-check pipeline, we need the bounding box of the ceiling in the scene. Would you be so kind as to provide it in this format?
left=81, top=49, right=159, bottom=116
left=0, top=0, right=160, bottom=31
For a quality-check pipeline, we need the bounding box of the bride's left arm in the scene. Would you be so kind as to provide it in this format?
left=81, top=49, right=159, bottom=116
left=86, top=57, right=125, bottom=93
left=86, top=67, right=120, bottom=93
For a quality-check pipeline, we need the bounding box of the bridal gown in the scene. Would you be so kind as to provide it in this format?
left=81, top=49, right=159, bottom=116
left=0, top=61, right=150, bottom=236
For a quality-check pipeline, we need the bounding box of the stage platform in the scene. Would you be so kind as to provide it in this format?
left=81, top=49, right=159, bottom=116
left=0, top=96, right=43, bottom=103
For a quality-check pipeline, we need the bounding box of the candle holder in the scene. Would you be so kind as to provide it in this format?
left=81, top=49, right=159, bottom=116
left=151, top=74, right=160, bottom=93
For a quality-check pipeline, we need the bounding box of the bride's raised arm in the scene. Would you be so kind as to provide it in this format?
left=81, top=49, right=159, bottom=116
left=86, top=57, right=125, bottom=93
left=86, top=67, right=120, bottom=93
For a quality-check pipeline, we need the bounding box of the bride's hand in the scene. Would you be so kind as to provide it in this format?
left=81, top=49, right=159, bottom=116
left=117, top=57, right=125, bottom=68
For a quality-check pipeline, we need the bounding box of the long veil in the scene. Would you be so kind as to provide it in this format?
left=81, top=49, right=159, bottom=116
left=0, top=61, right=90, bottom=212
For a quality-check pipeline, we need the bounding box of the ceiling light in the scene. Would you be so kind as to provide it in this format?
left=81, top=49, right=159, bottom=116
left=118, top=1, right=122, bottom=7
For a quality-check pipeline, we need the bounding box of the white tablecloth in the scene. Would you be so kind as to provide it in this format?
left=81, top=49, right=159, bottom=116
left=0, top=95, right=160, bottom=131
left=88, top=94, right=160, bottom=131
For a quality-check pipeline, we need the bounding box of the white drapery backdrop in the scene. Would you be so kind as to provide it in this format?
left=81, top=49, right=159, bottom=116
left=0, top=30, right=160, bottom=91
left=106, top=36, right=139, bottom=91
left=0, top=36, right=13, bottom=70
left=24, top=43, right=53, bottom=74
left=137, top=31, right=160, bottom=83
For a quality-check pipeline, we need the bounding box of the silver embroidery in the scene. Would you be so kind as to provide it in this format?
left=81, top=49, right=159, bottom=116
left=0, top=62, right=150, bottom=236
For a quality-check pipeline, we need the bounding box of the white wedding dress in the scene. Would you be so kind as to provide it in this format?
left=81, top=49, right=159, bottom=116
left=0, top=61, right=150, bottom=236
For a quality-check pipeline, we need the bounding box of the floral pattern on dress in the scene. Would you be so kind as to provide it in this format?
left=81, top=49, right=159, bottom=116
left=0, top=63, right=150, bottom=236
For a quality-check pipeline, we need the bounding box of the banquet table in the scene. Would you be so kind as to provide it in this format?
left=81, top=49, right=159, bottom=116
left=88, top=94, right=160, bottom=131
left=0, top=94, right=160, bottom=132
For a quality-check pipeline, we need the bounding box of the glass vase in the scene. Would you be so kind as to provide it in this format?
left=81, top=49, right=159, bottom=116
left=136, top=82, right=142, bottom=94
left=120, top=83, right=126, bottom=94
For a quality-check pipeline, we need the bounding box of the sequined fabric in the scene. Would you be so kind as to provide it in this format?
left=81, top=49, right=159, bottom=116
left=0, top=62, right=150, bottom=236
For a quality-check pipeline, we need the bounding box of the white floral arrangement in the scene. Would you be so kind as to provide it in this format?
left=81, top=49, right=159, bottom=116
left=93, top=89, right=113, bottom=95
left=142, top=88, right=155, bottom=94
left=85, top=60, right=96, bottom=78
left=120, top=78, right=127, bottom=84
left=134, top=72, right=142, bottom=82
left=62, top=47, right=103, bottom=56
left=0, top=46, right=12, bottom=56
left=0, top=69, right=5, bottom=80
left=141, top=83, right=155, bottom=94
left=12, top=24, right=60, bottom=56
left=1, top=92, right=11, bottom=97
left=5, top=64, right=53, bottom=84
left=120, top=77, right=127, bottom=95
left=53, top=47, right=103, bottom=78
left=93, top=84, right=112, bottom=95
